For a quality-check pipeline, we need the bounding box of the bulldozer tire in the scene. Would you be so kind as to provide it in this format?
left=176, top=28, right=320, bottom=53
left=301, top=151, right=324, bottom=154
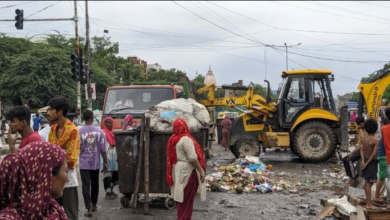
left=293, top=121, right=336, bottom=163
left=231, top=135, right=260, bottom=159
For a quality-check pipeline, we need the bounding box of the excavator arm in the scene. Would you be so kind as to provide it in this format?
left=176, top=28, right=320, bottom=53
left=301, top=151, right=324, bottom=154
left=196, top=84, right=277, bottom=113
left=358, top=69, right=390, bottom=119
left=196, top=83, right=278, bottom=130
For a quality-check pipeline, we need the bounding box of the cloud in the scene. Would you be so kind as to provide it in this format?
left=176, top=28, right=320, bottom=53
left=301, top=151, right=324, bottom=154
left=0, top=1, right=389, bottom=96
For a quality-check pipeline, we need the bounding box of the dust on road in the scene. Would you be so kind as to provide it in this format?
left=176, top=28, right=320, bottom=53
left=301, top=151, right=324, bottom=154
left=73, top=144, right=345, bottom=220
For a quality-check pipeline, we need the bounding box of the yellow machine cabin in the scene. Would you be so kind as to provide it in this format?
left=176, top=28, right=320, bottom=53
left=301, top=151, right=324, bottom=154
left=196, top=68, right=390, bottom=163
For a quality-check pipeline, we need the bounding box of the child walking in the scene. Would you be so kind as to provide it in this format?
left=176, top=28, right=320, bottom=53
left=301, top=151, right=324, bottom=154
left=360, top=119, right=379, bottom=209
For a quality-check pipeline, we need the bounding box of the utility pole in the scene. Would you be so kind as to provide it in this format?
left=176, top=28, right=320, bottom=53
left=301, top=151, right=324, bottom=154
left=264, top=47, right=267, bottom=80
left=85, top=0, right=93, bottom=110
left=74, top=0, right=81, bottom=123
left=266, top=43, right=301, bottom=71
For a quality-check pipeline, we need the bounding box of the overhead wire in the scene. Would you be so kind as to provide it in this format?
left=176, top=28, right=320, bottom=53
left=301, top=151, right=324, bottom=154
left=89, top=19, right=285, bottom=67
left=356, top=1, right=390, bottom=9
left=25, top=1, right=61, bottom=18
left=273, top=1, right=390, bottom=25
left=206, top=2, right=390, bottom=57
left=0, top=1, right=38, bottom=10
left=190, top=1, right=260, bottom=43
left=172, top=1, right=310, bottom=69
left=172, top=1, right=267, bottom=46
left=273, top=47, right=388, bottom=63
left=307, top=1, right=390, bottom=22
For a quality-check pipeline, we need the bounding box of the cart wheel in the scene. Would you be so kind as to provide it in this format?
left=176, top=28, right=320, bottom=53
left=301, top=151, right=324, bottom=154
left=120, top=196, right=131, bottom=208
left=164, top=198, right=176, bottom=210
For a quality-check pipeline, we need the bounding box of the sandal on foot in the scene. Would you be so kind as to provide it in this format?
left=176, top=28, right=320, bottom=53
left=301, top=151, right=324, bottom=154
left=84, top=213, right=92, bottom=218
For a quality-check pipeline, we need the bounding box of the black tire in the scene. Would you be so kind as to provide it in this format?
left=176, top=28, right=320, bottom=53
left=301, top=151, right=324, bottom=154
left=231, top=134, right=260, bottom=159
left=120, top=195, right=132, bottom=208
left=292, top=121, right=336, bottom=163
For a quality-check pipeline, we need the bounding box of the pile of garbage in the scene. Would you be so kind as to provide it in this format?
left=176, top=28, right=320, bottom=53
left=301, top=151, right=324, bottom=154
left=145, top=98, right=211, bottom=132
left=206, top=156, right=295, bottom=194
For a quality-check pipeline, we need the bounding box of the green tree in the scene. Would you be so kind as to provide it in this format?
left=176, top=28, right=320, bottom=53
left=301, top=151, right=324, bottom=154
left=145, top=68, right=186, bottom=82
left=120, top=62, right=145, bottom=85
left=350, top=92, right=360, bottom=102
left=0, top=46, right=76, bottom=107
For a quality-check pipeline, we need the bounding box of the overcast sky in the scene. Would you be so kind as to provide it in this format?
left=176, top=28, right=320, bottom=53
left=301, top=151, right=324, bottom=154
left=1, top=1, right=389, bottom=96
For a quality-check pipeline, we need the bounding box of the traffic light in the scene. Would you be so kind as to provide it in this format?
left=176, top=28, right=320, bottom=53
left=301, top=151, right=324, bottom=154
left=88, top=70, right=95, bottom=79
left=15, top=9, right=23, bottom=30
left=79, top=50, right=87, bottom=84
left=71, top=54, right=80, bottom=81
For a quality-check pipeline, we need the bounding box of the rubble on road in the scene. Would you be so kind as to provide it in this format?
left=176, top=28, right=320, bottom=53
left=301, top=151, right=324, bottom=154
left=206, top=157, right=352, bottom=195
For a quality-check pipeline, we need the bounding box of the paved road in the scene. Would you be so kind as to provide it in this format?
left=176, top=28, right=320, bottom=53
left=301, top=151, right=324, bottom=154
left=1, top=142, right=347, bottom=220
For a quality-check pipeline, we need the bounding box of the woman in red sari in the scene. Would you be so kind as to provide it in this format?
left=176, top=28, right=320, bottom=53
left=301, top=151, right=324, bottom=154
left=221, top=115, right=232, bottom=150
left=167, top=118, right=206, bottom=220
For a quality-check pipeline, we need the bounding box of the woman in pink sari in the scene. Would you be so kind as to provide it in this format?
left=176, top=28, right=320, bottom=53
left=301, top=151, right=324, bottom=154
left=350, top=110, right=357, bottom=122
left=101, top=117, right=119, bottom=200
left=123, top=115, right=134, bottom=130
left=221, top=115, right=232, bottom=150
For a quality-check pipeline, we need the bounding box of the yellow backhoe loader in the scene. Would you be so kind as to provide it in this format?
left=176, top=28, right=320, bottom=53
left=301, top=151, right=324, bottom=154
left=196, top=68, right=390, bottom=162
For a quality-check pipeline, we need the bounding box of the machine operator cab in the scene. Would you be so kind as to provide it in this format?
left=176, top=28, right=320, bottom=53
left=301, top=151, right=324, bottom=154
left=277, top=69, right=336, bottom=129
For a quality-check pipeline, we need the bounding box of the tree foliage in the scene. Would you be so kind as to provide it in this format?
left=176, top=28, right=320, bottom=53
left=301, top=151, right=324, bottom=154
left=0, top=34, right=273, bottom=112
left=0, top=45, right=75, bottom=107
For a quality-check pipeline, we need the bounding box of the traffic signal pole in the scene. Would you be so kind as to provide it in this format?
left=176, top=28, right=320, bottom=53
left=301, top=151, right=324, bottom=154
left=85, top=0, right=93, bottom=110
left=0, top=2, right=82, bottom=121
left=74, top=0, right=82, bottom=123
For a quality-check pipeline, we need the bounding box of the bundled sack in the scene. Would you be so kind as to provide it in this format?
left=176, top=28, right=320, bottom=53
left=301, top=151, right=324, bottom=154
left=156, top=98, right=193, bottom=115
left=187, top=98, right=211, bottom=125
left=146, top=98, right=210, bottom=132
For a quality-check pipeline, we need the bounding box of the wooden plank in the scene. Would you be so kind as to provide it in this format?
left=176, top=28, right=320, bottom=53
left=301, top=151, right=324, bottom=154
left=143, top=117, right=150, bottom=215
left=350, top=213, right=358, bottom=220
left=132, top=116, right=145, bottom=210
left=348, top=196, right=366, bottom=206
left=357, top=205, right=368, bottom=220
left=320, top=198, right=329, bottom=207
left=361, top=205, right=390, bottom=220
left=316, top=206, right=335, bottom=218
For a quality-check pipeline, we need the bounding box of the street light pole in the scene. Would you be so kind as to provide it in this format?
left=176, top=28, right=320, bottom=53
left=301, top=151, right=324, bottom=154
left=284, top=42, right=301, bottom=71
left=266, top=43, right=301, bottom=71
left=284, top=43, right=288, bottom=71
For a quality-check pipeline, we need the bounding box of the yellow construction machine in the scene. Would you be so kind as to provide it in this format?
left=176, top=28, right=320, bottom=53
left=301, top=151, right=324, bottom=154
left=196, top=69, right=390, bottom=162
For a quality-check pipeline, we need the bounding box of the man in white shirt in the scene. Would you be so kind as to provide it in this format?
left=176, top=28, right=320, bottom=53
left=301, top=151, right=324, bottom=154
left=38, top=118, right=51, bottom=141
left=115, top=97, right=134, bottom=108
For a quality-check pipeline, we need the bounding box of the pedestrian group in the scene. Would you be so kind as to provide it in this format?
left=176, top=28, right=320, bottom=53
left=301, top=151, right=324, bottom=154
left=0, top=95, right=206, bottom=220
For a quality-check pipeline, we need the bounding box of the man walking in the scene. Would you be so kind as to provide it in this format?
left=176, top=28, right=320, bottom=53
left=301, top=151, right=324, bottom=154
left=6, top=106, right=42, bottom=153
left=79, top=109, right=108, bottom=217
left=47, top=96, right=80, bottom=220
left=33, top=113, right=41, bottom=131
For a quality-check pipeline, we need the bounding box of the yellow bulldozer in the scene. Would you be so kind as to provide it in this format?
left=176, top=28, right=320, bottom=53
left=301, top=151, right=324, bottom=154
left=196, top=69, right=390, bottom=162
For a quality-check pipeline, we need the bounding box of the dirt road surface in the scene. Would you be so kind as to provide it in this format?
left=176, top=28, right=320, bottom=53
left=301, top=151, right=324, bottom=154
left=74, top=144, right=345, bottom=220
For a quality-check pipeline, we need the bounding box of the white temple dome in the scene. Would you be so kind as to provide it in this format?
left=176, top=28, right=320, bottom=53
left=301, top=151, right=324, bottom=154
left=204, top=65, right=217, bottom=90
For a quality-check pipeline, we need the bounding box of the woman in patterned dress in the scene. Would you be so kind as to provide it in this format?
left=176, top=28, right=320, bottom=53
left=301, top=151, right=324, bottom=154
left=166, top=118, right=206, bottom=220
left=0, top=142, right=68, bottom=219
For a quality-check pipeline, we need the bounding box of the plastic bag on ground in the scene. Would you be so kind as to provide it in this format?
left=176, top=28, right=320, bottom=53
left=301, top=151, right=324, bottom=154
left=327, top=196, right=356, bottom=216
